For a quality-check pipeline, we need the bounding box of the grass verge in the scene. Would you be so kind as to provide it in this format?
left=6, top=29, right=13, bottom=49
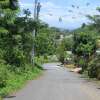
left=0, top=66, right=43, bottom=99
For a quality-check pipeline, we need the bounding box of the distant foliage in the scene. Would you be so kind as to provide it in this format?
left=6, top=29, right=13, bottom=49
left=56, top=39, right=67, bottom=64
left=34, top=27, right=57, bottom=56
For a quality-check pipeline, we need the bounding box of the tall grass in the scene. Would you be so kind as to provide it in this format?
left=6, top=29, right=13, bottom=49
left=0, top=65, right=43, bottom=98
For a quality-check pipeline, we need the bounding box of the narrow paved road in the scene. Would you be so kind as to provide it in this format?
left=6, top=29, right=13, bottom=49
left=4, top=63, right=100, bottom=100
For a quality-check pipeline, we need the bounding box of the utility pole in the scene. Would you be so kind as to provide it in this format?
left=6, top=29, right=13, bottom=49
left=34, top=0, right=41, bottom=36
left=34, top=0, right=38, bottom=20
left=37, top=2, right=41, bottom=20
left=31, top=0, right=41, bottom=64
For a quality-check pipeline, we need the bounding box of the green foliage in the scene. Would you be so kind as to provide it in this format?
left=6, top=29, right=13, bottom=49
left=34, top=27, right=57, bottom=56
left=65, top=52, right=73, bottom=62
left=0, top=0, right=43, bottom=97
left=0, top=5, right=34, bottom=67
left=83, top=7, right=100, bottom=79
left=0, top=65, right=43, bottom=97
left=47, top=55, right=58, bottom=62
left=63, top=37, right=73, bottom=51
left=73, top=32, right=96, bottom=56
left=34, top=56, right=44, bottom=65
left=78, top=57, right=87, bottom=71
left=56, top=36, right=73, bottom=64
left=34, top=55, right=58, bottom=65
left=56, top=39, right=66, bottom=64
left=0, top=0, right=19, bottom=89
left=88, top=55, right=100, bottom=79
left=87, top=8, right=100, bottom=33
left=71, top=7, right=100, bottom=79
left=0, top=63, right=9, bottom=88
left=72, top=32, right=96, bottom=71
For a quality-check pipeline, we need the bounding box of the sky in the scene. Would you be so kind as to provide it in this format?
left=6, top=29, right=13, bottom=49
left=19, top=0, right=100, bottom=30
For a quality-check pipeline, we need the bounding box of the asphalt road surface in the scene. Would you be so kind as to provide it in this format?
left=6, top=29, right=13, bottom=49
left=4, top=63, right=100, bottom=100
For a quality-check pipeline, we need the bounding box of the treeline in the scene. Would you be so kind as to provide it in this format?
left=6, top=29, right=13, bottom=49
left=72, top=8, right=100, bottom=79
left=56, top=7, right=100, bottom=80
left=62, top=8, right=100, bottom=79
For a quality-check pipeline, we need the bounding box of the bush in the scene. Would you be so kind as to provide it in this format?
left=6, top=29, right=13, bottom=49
left=72, top=32, right=96, bottom=71
left=0, top=64, right=43, bottom=97
left=34, top=56, right=44, bottom=65
left=0, top=96, right=2, bottom=100
left=88, top=56, right=100, bottom=79
left=48, top=55, right=58, bottom=62
left=79, top=58, right=87, bottom=70
left=0, top=63, right=9, bottom=88
left=56, top=41, right=66, bottom=64
left=64, top=51, right=74, bottom=64
left=5, top=48, right=26, bottom=67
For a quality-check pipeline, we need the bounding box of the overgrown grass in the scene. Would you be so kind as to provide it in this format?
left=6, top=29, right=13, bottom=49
left=0, top=97, right=2, bottom=100
left=0, top=66, right=43, bottom=98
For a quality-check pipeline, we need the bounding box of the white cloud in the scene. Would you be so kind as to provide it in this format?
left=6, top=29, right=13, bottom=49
left=19, top=1, right=100, bottom=29
left=40, top=1, right=99, bottom=25
left=41, top=1, right=61, bottom=9
left=19, top=2, right=33, bottom=8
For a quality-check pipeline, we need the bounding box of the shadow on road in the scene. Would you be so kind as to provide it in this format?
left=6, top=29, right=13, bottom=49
left=4, top=96, right=16, bottom=99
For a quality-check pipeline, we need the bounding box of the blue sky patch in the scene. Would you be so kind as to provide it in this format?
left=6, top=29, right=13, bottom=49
left=19, top=0, right=100, bottom=29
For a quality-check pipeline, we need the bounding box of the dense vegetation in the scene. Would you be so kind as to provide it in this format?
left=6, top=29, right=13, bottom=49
left=0, top=0, right=62, bottom=98
left=34, top=25, right=58, bottom=56
left=72, top=32, right=96, bottom=71
left=56, top=36, right=73, bottom=64
left=70, top=8, right=100, bottom=79
left=56, top=8, right=100, bottom=80
left=0, top=0, right=43, bottom=97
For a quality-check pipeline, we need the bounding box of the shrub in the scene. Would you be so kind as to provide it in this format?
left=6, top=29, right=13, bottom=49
left=79, top=58, right=87, bottom=69
left=34, top=57, right=44, bottom=69
left=48, top=55, right=58, bottom=62
left=5, top=48, right=26, bottom=67
left=34, top=56, right=44, bottom=65
left=0, top=63, right=9, bottom=88
left=56, top=40, right=66, bottom=64
left=88, top=56, right=100, bottom=79
left=0, top=96, right=2, bottom=100
left=72, top=32, right=96, bottom=71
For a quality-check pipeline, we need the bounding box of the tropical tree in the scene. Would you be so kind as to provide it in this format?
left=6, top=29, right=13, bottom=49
left=0, top=1, right=35, bottom=67
left=87, top=7, right=100, bottom=33
left=72, top=32, right=96, bottom=71
left=34, top=26, right=57, bottom=56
